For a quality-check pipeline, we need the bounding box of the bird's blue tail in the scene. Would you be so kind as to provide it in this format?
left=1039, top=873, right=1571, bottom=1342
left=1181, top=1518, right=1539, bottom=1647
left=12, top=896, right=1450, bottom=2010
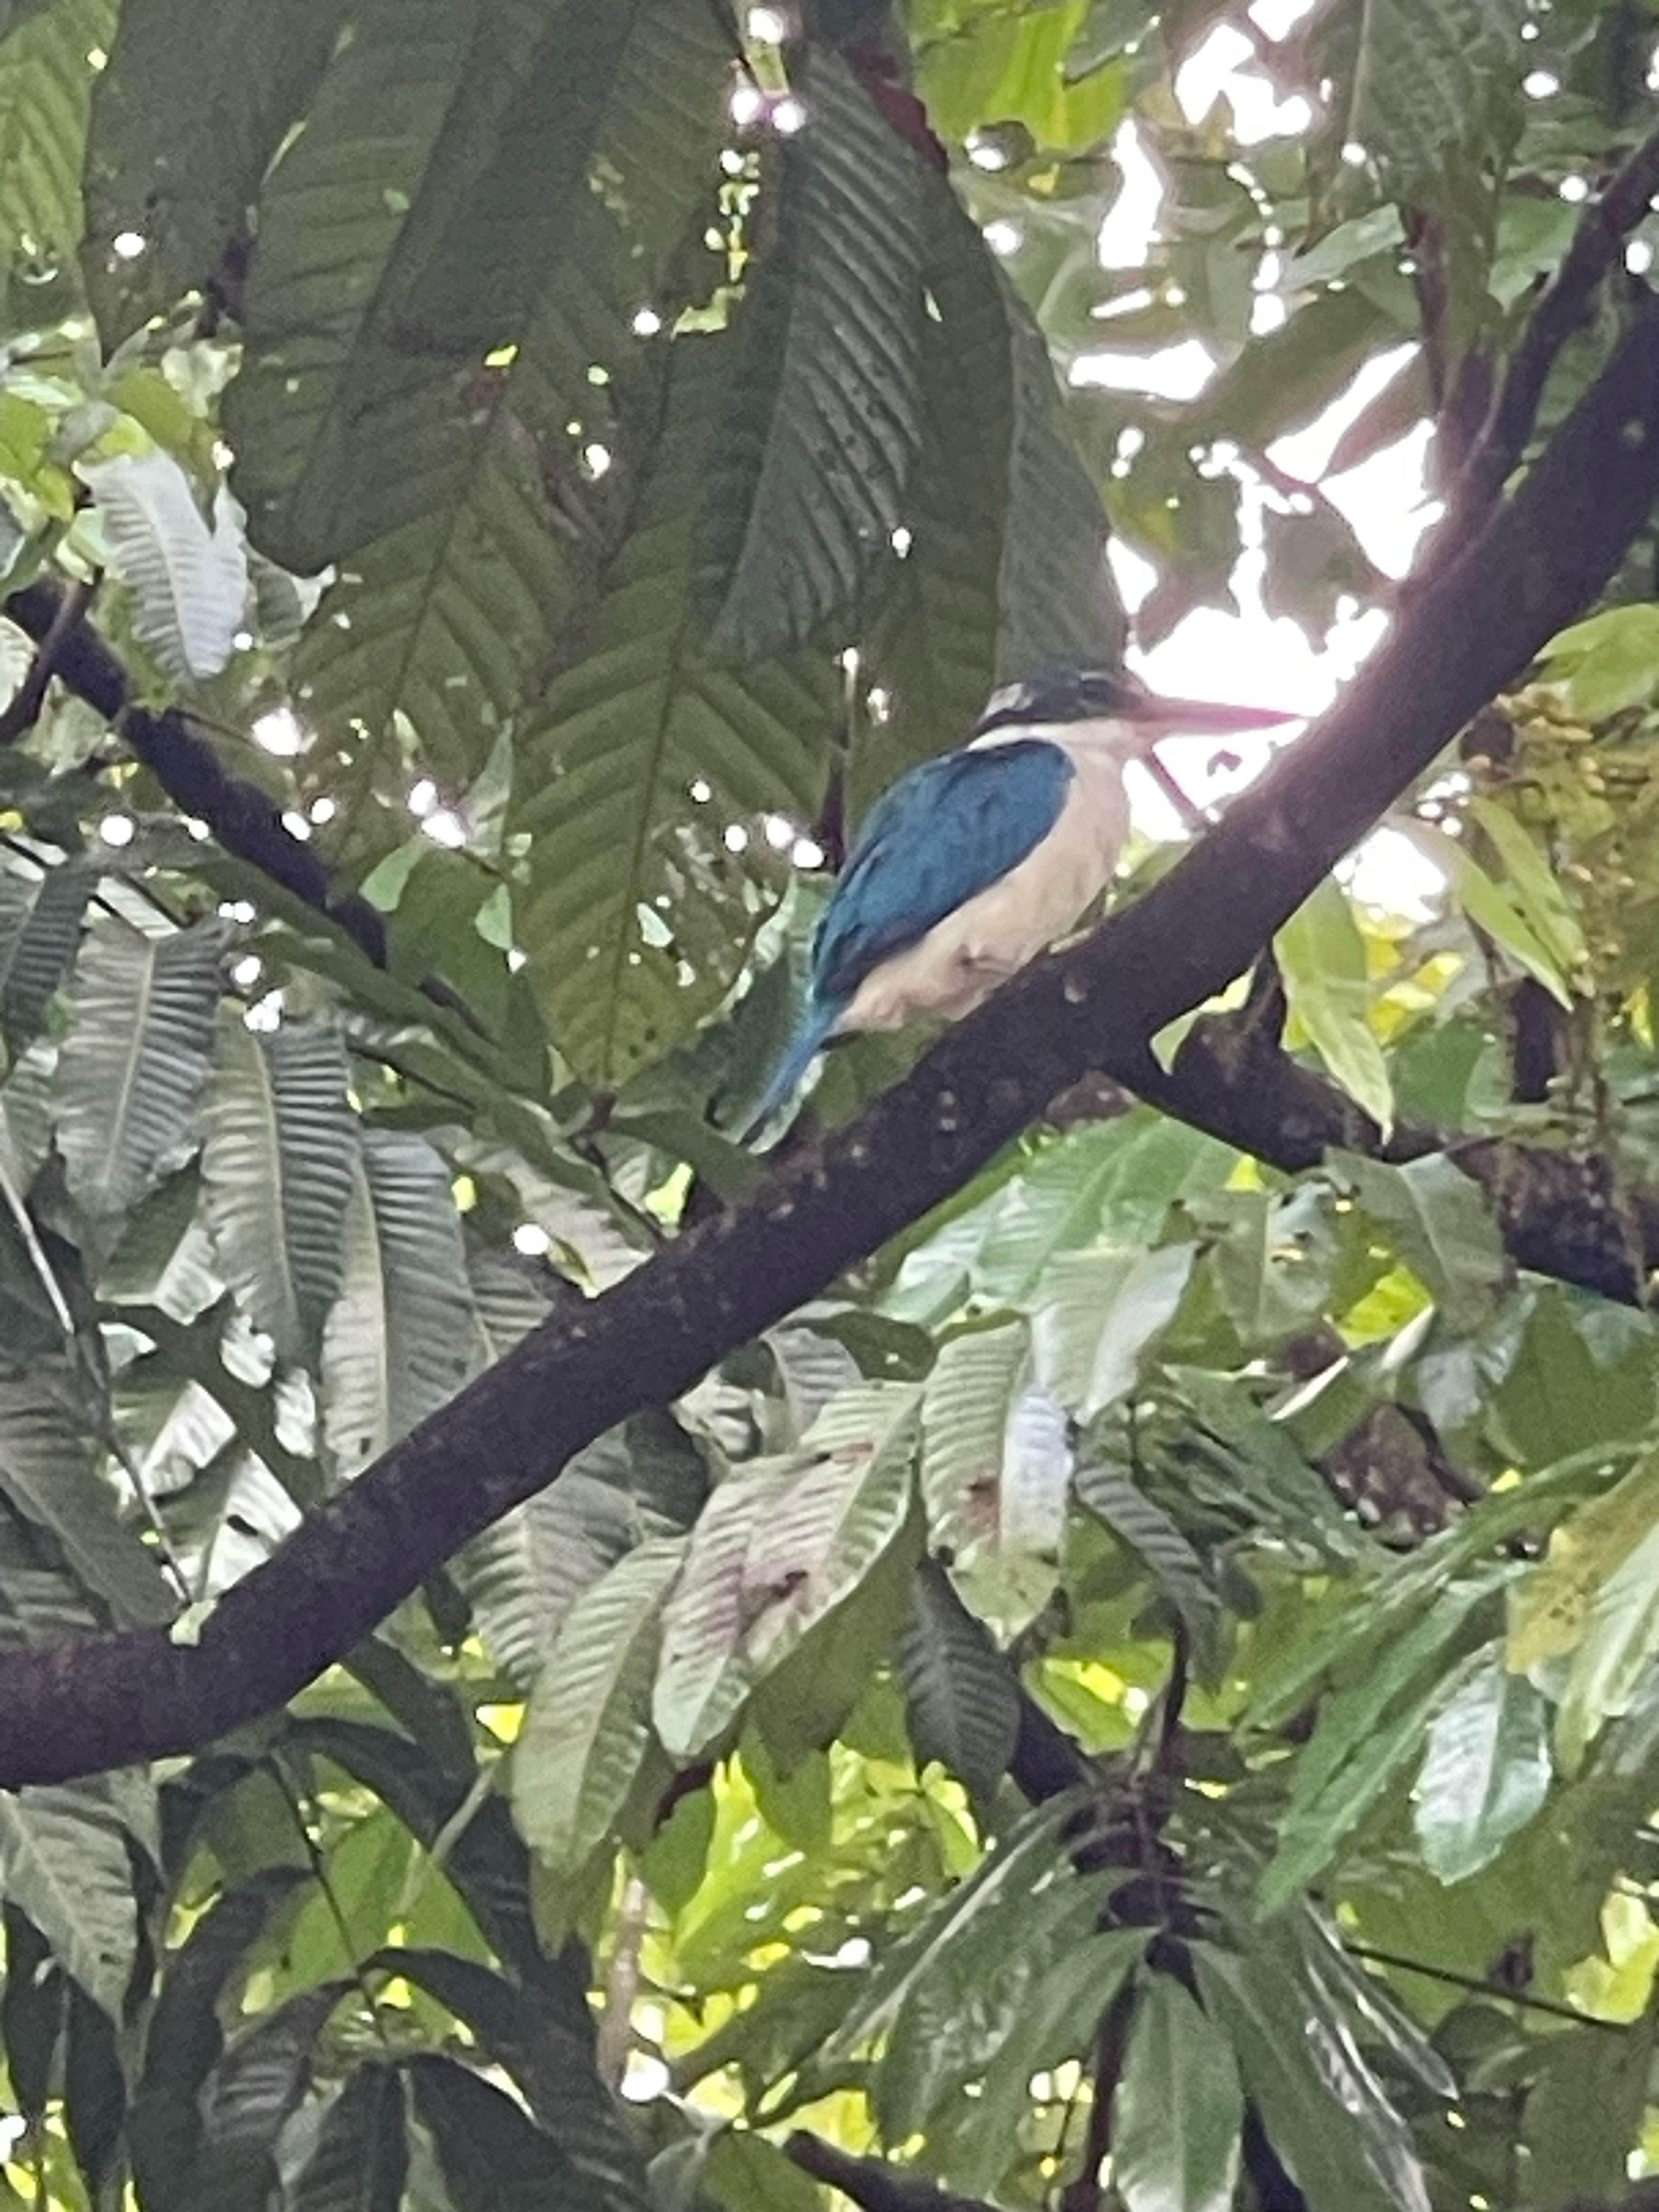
left=744, top=1002, right=838, bottom=1139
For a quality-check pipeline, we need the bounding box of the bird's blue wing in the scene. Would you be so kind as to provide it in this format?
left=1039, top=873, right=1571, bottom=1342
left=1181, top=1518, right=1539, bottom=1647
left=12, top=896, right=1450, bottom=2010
left=812, top=739, right=1074, bottom=1007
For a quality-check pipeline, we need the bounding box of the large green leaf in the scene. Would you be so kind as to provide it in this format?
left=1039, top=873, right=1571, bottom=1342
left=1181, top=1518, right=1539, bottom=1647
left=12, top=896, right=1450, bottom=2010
left=894, top=1558, right=1020, bottom=1812
left=0, top=1373, right=176, bottom=1623
left=699, top=49, right=927, bottom=662
left=0, top=1782, right=137, bottom=2018
left=918, top=1319, right=1070, bottom=1633
left=408, top=2055, right=610, bottom=2212
left=0, top=853, right=98, bottom=1045
left=230, top=0, right=727, bottom=791
left=190, top=1985, right=349, bottom=2212
left=859, top=189, right=1007, bottom=804
left=1333, top=1150, right=1509, bottom=1335
left=1031, top=1244, right=1195, bottom=1423
left=1413, top=1651, right=1551, bottom=1882
left=512, top=1536, right=684, bottom=1876
left=385, top=1949, right=649, bottom=2212
left=1112, top=1973, right=1243, bottom=2212
left=1194, top=1944, right=1430, bottom=2212
left=80, top=451, right=250, bottom=685
left=127, top=1867, right=312, bottom=2211
left=1312, top=0, right=1523, bottom=199
left=288, top=2066, right=408, bottom=2212
left=515, top=332, right=837, bottom=1085
left=0, top=0, right=113, bottom=263
left=52, top=916, right=224, bottom=1219
left=1276, top=877, right=1393, bottom=1134
left=460, top=1411, right=707, bottom=1692
left=1073, top=1451, right=1224, bottom=1678
left=200, top=1013, right=358, bottom=1364
left=320, top=1128, right=480, bottom=1479
left=81, top=0, right=346, bottom=341
left=997, top=280, right=1125, bottom=675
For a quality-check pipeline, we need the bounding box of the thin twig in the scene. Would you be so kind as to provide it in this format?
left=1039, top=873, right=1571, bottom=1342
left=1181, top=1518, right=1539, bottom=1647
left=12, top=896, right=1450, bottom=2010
left=1344, top=1940, right=1628, bottom=2031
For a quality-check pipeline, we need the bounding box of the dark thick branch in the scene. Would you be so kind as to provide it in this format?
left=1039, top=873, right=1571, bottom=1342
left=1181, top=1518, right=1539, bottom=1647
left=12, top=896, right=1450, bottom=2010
left=1146, top=1014, right=1658, bottom=1306
left=0, top=287, right=1650, bottom=1787
left=1, top=580, right=390, bottom=966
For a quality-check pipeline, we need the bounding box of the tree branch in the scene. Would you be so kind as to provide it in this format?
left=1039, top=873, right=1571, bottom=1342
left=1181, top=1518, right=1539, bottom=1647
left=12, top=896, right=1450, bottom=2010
left=1, top=579, right=390, bottom=966
left=0, top=281, right=1655, bottom=1790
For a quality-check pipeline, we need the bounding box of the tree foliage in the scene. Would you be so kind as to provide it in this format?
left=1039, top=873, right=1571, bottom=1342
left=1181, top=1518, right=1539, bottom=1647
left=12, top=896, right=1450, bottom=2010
left=0, top=1, right=1652, bottom=2209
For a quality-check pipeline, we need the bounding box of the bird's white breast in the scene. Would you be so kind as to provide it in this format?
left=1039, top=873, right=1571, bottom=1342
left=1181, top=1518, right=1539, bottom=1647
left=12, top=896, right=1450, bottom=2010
left=837, top=734, right=1131, bottom=1034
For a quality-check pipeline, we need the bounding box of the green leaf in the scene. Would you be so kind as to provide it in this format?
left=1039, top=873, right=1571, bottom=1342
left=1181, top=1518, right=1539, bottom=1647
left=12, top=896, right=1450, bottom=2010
left=383, top=1949, right=649, bottom=2212
left=1194, top=1944, right=1431, bottom=2212
left=1331, top=1151, right=1508, bottom=1334
left=1521, top=2017, right=1654, bottom=2209
left=81, top=0, right=346, bottom=342
left=0, top=1784, right=137, bottom=2017
left=1029, top=1243, right=1195, bottom=1420
left=860, top=188, right=1008, bottom=803
left=653, top=1464, right=789, bottom=1762
left=1260, top=1581, right=1492, bottom=1910
left=460, top=1412, right=707, bottom=1692
left=1113, top=1973, right=1243, bottom=2212
left=515, top=331, right=837, bottom=1085
left=1555, top=1509, right=1659, bottom=1770
left=200, top=1014, right=358, bottom=1364
left=1539, top=603, right=1659, bottom=720
left=289, top=2066, right=408, bottom=2212
left=1314, top=0, right=1523, bottom=200
left=1398, top=817, right=1575, bottom=1007
left=291, top=1718, right=546, bottom=1982
left=513, top=1536, right=684, bottom=1877
left=916, top=0, right=1127, bottom=148
left=919, top=1319, right=1071, bottom=1632
left=1466, top=797, right=1585, bottom=981
left=0, top=0, right=114, bottom=263
left=700, top=49, right=927, bottom=662
left=191, top=1984, right=348, bottom=2212
left=234, top=1, right=727, bottom=789
left=80, top=450, right=249, bottom=684
left=0, top=854, right=98, bottom=1045
left=895, top=1558, right=1020, bottom=1811
left=53, top=916, right=224, bottom=1219
left=1275, top=876, right=1392, bottom=1133
left=1073, top=1453, right=1223, bottom=1678
left=0, top=1372, right=176, bottom=1622
left=964, top=1115, right=1231, bottom=1308
left=409, top=2056, right=610, bottom=2212
left=1413, top=1652, right=1551, bottom=1882
left=127, top=1868, right=312, bottom=2211
left=320, top=1129, right=481, bottom=1479
left=997, top=278, right=1125, bottom=674
left=704, top=2132, right=823, bottom=2212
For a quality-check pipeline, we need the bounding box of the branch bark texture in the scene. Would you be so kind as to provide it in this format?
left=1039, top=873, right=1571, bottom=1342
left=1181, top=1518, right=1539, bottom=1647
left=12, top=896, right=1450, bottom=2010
left=0, top=291, right=1657, bottom=1789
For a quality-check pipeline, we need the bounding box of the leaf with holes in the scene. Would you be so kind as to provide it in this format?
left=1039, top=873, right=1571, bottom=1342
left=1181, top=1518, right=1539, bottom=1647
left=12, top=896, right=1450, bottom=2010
left=53, top=916, right=224, bottom=1219
left=515, top=331, right=837, bottom=1085
left=320, top=1128, right=481, bottom=1479
left=919, top=1319, right=1071, bottom=1634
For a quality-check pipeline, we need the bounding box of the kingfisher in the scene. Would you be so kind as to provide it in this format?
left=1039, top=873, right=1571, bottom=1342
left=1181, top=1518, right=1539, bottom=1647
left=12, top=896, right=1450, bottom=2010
left=749, top=663, right=1294, bottom=1130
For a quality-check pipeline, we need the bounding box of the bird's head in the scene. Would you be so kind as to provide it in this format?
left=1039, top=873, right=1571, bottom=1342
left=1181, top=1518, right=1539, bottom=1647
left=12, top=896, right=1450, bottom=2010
left=975, top=661, right=1296, bottom=755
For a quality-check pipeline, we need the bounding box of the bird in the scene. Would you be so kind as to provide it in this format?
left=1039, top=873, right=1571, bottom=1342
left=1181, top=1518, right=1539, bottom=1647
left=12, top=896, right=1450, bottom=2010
left=748, top=662, right=1295, bottom=1131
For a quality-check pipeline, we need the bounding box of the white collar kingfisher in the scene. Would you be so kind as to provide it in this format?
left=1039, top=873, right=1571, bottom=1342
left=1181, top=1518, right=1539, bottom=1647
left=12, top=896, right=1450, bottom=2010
left=750, top=662, right=1294, bottom=1129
